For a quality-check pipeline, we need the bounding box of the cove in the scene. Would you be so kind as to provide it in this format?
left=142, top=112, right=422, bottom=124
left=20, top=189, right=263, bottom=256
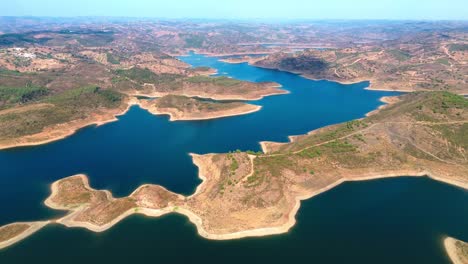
left=1, top=177, right=466, bottom=263
left=1, top=51, right=399, bottom=227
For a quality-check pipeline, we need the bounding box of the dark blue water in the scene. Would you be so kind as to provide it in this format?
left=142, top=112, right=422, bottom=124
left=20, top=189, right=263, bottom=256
left=0, top=52, right=399, bottom=226
left=1, top=177, right=466, bottom=263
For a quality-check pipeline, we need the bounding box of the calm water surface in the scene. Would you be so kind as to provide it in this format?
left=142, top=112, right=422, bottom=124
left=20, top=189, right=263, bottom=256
left=0, top=53, right=465, bottom=263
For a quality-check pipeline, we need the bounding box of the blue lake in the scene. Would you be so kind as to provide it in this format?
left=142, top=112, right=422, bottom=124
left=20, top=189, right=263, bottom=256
left=0, top=52, right=465, bottom=263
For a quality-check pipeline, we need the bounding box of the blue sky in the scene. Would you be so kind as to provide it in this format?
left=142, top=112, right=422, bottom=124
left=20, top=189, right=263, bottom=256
left=2, top=0, right=467, bottom=20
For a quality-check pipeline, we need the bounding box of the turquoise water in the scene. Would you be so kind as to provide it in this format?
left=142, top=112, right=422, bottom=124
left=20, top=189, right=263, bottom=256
left=0, top=52, right=466, bottom=262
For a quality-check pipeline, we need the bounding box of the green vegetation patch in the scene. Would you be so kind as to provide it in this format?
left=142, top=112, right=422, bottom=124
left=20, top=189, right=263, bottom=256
left=433, top=92, right=468, bottom=109
left=0, top=86, right=49, bottom=105
left=155, top=95, right=246, bottom=113
left=115, top=67, right=181, bottom=85
left=47, top=86, right=122, bottom=108
left=106, top=53, right=121, bottom=65
left=180, top=34, right=205, bottom=48
left=253, top=155, right=298, bottom=178
left=436, top=58, right=450, bottom=66
left=322, top=140, right=357, bottom=153
left=415, top=92, right=468, bottom=120
left=246, top=150, right=263, bottom=155
left=388, top=49, right=412, bottom=61
left=0, top=33, right=51, bottom=46
left=430, top=123, right=468, bottom=149
left=76, top=34, right=115, bottom=47
left=449, top=44, right=468, bottom=52
left=227, top=153, right=239, bottom=174
left=0, top=69, right=26, bottom=76
left=279, top=55, right=328, bottom=74
left=0, top=86, right=124, bottom=140
left=186, top=76, right=242, bottom=86
left=373, top=92, right=467, bottom=122
left=297, top=147, right=322, bottom=159
left=283, top=120, right=368, bottom=152
left=193, top=66, right=211, bottom=71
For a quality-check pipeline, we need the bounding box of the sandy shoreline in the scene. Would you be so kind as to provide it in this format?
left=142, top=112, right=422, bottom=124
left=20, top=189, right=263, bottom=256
left=365, top=96, right=401, bottom=117
left=197, top=170, right=468, bottom=241
left=122, top=171, right=467, bottom=240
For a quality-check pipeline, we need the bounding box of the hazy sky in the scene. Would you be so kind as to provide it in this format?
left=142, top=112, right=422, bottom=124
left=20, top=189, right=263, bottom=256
left=2, top=0, right=467, bottom=20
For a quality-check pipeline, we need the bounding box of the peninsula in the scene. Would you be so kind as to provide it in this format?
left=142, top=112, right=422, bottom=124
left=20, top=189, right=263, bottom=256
left=138, top=95, right=261, bottom=121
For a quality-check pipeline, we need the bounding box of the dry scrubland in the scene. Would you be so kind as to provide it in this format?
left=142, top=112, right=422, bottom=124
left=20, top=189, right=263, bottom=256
left=252, top=36, right=468, bottom=94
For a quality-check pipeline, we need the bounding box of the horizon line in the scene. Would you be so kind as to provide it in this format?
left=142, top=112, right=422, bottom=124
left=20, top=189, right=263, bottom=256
left=1, top=16, right=468, bottom=22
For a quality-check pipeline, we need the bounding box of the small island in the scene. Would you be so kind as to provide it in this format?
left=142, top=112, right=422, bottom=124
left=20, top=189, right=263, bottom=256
left=139, top=95, right=261, bottom=121
left=0, top=91, right=466, bottom=249
left=444, top=237, right=468, bottom=264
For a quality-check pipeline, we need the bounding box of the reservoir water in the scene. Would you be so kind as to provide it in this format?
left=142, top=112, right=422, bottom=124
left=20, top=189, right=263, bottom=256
left=0, top=52, right=465, bottom=263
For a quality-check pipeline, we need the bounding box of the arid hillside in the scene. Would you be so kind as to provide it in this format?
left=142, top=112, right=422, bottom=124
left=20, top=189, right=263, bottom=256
left=254, top=33, right=468, bottom=94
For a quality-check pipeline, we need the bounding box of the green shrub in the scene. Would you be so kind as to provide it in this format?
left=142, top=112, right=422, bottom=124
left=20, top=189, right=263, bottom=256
left=0, top=86, right=49, bottom=104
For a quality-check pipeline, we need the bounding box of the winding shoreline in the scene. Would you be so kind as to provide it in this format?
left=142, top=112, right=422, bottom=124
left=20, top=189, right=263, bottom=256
left=2, top=168, right=466, bottom=249
left=221, top=58, right=464, bottom=94
left=0, top=50, right=409, bottom=151
left=248, top=63, right=416, bottom=93
left=0, top=82, right=287, bottom=151
left=365, top=96, right=401, bottom=117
